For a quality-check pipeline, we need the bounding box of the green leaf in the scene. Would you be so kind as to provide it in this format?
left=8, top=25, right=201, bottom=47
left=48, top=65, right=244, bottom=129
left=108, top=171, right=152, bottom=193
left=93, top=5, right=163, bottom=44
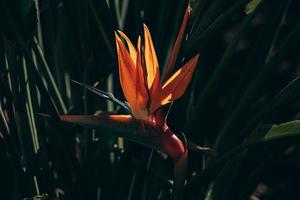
left=20, top=0, right=34, bottom=18
left=264, top=120, right=300, bottom=140
left=185, top=5, right=257, bottom=137
left=214, top=18, right=300, bottom=150
left=226, top=76, right=300, bottom=149
left=186, top=0, right=248, bottom=54
left=0, top=0, right=36, bottom=43
left=245, top=0, right=262, bottom=14
left=32, top=40, right=68, bottom=114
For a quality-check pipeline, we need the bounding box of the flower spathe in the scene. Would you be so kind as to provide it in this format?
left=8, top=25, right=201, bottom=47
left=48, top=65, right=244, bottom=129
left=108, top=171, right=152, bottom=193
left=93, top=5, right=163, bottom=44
left=115, top=24, right=200, bottom=121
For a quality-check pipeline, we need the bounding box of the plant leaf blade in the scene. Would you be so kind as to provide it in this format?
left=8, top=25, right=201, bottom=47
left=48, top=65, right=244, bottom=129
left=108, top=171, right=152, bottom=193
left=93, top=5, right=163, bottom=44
left=264, top=120, right=300, bottom=140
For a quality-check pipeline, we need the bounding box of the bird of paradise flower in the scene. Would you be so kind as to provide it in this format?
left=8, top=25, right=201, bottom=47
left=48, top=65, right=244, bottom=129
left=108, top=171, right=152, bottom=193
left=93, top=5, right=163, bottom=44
left=60, top=7, right=199, bottom=199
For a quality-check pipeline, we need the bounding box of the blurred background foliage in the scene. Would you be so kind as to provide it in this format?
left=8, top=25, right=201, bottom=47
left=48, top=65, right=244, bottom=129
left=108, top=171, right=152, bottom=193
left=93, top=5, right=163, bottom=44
left=0, top=0, right=300, bottom=199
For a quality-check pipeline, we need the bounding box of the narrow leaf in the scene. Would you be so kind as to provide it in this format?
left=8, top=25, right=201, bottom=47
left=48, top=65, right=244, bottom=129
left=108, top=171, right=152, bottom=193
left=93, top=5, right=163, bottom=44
left=264, top=120, right=300, bottom=140
left=245, top=0, right=262, bottom=15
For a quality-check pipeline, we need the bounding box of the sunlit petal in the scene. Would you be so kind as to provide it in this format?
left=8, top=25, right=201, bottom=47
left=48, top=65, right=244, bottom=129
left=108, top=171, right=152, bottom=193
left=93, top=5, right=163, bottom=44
left=149, top=70, right=161, bottom=113
left=143, top=24, right=159, bottom=89
left=117, top=30, right=137, bottom=64
left=115, top=33, right=138, bottom=112
left=135, top=36, right=149, bottom=118
left=159, top=54, right=200, bottom=106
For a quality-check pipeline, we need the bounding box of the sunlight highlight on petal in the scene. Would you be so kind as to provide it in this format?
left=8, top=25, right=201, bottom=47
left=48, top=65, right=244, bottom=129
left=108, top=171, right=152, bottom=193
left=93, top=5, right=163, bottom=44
left=115, top=24, right=199, bottom=119
left=135, top=36, right=149, bottom=119
left=117, top=30, right=137, bottom=64
left=115, top=33, right=138, bottom=112
left=160, top=54, right=200, bottom=106
left=143, top=24, right=159, bottom=89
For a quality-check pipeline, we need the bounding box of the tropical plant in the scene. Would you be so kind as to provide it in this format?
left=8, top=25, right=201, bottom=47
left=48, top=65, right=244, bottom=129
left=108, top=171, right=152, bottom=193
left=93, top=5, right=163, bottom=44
left=0, top=0, right=300, bottom=200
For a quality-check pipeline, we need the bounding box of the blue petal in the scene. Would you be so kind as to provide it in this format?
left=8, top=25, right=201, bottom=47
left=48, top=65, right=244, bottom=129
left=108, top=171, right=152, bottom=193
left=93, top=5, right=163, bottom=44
left=72, top=80, right=132, bottom=114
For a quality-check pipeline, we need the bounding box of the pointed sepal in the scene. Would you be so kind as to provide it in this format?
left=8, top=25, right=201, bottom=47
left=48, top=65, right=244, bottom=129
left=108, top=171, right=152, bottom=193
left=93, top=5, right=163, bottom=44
left=164, top=6, right=191, bottom=81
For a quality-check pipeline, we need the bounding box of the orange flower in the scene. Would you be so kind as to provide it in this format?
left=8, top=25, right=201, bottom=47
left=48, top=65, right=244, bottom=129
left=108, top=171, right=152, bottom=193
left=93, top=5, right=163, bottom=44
left=115, top=24, right=200, bottom=121
left=60, top=7, right=199, bottom=162
left=60, top=7, right=198, bottom=198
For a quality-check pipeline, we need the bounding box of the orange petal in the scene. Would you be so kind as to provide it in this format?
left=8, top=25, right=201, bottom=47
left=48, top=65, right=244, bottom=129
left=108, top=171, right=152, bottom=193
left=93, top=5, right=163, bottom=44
left=149, top=70, right=161, bottom=113
left=159, top=54, right=200, bottom=107
left=143, top=24, right=159, bottom=89
left=164, top=6, right=190, bottom=81
left=135, top=36, right=149, bottom=118
left=117, top=30, right=137, bottom=64
left=115, top=33, right=137, bottom=112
